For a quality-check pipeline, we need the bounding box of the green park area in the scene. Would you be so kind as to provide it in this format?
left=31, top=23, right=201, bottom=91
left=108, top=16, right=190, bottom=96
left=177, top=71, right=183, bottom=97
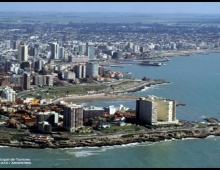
left=22, top=85, right=107, bottom=100
left=99, top=124, right=141, bottom=134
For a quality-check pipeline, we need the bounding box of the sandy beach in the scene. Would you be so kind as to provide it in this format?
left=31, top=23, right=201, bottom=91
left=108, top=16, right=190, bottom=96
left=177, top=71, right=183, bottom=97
left=55, top=93, right=140, bottom=104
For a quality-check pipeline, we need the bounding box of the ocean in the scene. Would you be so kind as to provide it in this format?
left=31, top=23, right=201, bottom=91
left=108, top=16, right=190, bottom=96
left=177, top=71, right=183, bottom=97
left=1, top=53, right=220, bottom=168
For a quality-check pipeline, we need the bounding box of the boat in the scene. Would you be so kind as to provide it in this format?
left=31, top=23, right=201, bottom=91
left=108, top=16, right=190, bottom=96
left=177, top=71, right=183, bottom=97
left=138, top=62, right=162, bottom=66
left=164, top=57, right=170, bottom=61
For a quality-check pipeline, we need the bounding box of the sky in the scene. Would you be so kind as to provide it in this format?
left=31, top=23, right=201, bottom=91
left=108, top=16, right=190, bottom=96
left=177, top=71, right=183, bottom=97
left=1, top=2, right=220, bottom=14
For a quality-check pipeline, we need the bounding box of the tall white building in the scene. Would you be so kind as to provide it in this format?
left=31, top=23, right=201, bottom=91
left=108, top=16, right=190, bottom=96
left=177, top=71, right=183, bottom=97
left=79, top=44, right=87, bottom=55
left=136, top=95, right=178, bottom=125
left=1, top=86, right=16, bottom=102
left=63, top=104, right=83, bottom=132
left=59, top=47, right=65, bottom=59
left=46, top=75, right=54, bottom=86
left=86, top=62, right=99, bottom=77
left=18, top=42, right=28, bottom=63
left=74, top=64, right=86, bottom=79
left=50, top=42, right=59, bottom=59
left=4, top=40, right=10, bottom=49
left=34, top=59, right=44, bottom=71
left=170, top=42, right=177, bottom=50
left=86, top=42, right=95, bottom=60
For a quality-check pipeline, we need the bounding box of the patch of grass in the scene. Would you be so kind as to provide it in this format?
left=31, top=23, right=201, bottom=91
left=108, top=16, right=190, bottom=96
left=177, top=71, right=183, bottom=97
left=22, top=85, right=107, bottom=99
left=0, top=132, right=26, bottom=141
left=197, top=123, right=207, bottom=128
left=69, top=131, right=93, bottom=136
left=0, top=132, right=13, bottom=138
left=3, top=128, right=26, bottom=132
left=11, top=134, right=26, bottom=141
left=99, top=124, right=141, bottom=134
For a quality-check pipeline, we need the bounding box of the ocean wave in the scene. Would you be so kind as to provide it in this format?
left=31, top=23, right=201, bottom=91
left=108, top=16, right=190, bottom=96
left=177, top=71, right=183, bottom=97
left=206, top=135, right=216, bottom=138
left=140, top=86, right=150, bottom=92
left=181, top=137, right=196, bottom=140
left=163, top=139, right=175, bottom=142
left=0, top=145, right=9, bottom=148
left=199, top=115, right=206, bottom=118
left=63, top=141, right=165, bottom=156
left=145, top=82, right=171, bottom=90
left=66, top=150, right=103, bottom=157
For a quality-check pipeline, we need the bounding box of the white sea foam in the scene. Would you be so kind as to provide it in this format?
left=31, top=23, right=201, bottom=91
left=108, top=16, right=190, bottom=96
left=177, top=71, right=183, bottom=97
left=199, top=115, right=206, bottom=118
left=67, top=150, right=103, bottom=157
left=52, top=164, right=59, bottom=167
left=206, top=135, right=215, bottom=138
left=164, top=139, right=174, bottom=142
left=140, top=86, right=150, bottom=91
left=56, top=159, right=70, bottom=161
left=181, top=137, right=196, bottom=140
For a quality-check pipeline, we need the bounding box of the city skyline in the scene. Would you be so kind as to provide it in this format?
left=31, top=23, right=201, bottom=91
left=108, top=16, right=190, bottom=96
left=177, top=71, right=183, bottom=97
left=1, top=2, right=220, bottom=15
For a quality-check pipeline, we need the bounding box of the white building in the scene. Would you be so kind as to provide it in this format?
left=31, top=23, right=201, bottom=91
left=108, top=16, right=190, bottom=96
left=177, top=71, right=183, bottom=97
left=59, top=47, right=65, bottom=59
left=10, top=64, right=20, bottom=74
left=63, top=103, right=83, bottom=132
left=87, top=45, right=95, bottom=60
left=50, top=42, right=59, bottom=60
left=35, top=111, right=59, bottom=127
left=75, top=64, right=86, bottom=79
left=11, top=74, right=23, bottom=86
left=46, top=75, right=54, bottom=86
left=1, top=86, right=16, bottom=102
left=18, top=42, right=28, bottom=63
left=63, top=70, right=75, bottom=80
left=38, top=121, right=52, bottom=132
left=86, top=62, right=99, bottom=77
left=79, top=43, right=87, bottom=55
left=136, top=95, right=179, bottom=125
left=104, top=105, right=117, bottom=115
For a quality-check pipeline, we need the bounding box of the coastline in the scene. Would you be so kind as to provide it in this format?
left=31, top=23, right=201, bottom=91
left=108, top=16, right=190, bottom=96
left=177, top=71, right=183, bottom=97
left=1, top=123, right=220, bottom=149
left=2, top=51, right=219, bottom=150
left=99, top=49, right=220, bottom=66
left=156, top=49, right=220, bottom=57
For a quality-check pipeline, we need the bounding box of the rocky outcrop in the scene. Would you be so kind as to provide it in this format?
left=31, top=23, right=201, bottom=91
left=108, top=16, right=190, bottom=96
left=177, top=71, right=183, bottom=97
left=1, top=125, right=220, bottom=149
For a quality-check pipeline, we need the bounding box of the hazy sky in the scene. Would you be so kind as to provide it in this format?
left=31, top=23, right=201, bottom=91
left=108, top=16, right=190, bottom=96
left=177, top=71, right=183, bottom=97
left=1, top=2, right=220, bottom=14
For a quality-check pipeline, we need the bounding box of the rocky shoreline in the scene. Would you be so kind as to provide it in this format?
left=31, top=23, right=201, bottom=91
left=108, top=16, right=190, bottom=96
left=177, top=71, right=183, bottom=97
left=1, top=124, right=220, bottom=149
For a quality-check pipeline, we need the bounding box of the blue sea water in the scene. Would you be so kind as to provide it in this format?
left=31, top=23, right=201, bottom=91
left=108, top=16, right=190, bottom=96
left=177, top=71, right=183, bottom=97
left=1, top=53, right=220, bottom=168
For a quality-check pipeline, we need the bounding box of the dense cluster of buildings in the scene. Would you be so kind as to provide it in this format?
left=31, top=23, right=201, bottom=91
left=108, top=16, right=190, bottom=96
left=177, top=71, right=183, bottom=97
left=0, top=15, right=219, bottom=95
left=0, top=94, right=178, bottom=133
left=3, top=12, right=211, bottom=133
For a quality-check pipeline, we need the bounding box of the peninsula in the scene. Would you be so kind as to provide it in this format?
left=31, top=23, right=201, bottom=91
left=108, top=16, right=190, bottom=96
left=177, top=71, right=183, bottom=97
left=0, top=118, right=220, bottom=149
